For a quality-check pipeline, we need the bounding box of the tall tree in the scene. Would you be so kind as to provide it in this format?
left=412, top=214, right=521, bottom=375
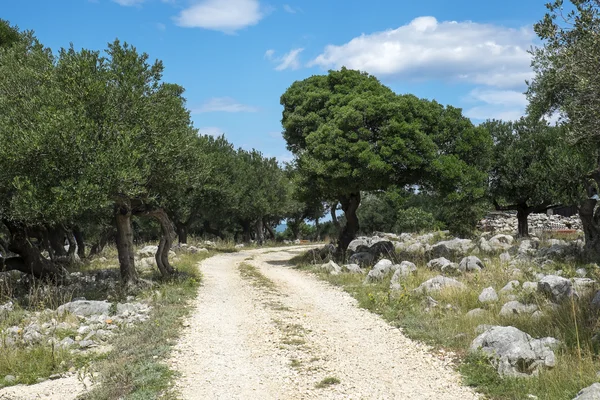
left=281, top=68, right=490, bottom=253
left=528, top=0, right=600, bottom=255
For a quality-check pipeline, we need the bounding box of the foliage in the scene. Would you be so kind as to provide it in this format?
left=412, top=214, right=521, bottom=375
left=484, top=118, right=590, bottom=210
left=394, top=207, right=444, bottom=233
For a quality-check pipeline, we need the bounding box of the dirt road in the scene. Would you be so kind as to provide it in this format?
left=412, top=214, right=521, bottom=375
left=170, top=246, right=479, bottom=399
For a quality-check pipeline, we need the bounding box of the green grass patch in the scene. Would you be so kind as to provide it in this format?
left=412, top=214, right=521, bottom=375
left=238, top=263, right=278, bottom=292
left=80, top=251, right=211, bottom=400
left=0, top=345, right=91, bottom=388
left=316, top=376, right=340, bottom=388
left=296, top=251, right=600, bottom=400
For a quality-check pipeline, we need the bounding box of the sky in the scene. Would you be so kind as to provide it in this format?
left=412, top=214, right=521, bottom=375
left=4, top=0, right=550, bottom=163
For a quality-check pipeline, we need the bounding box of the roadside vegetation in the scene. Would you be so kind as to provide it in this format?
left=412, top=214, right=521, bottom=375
left=293, top=234, right=600, bottom=400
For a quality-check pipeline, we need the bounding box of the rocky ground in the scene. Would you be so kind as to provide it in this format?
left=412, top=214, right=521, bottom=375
left=307, top=230, right=600, bottom=399
left=0, top=243, right=212, bottom=399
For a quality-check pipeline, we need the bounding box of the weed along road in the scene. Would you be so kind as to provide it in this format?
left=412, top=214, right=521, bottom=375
left=170, top=246, right=479, bottom=399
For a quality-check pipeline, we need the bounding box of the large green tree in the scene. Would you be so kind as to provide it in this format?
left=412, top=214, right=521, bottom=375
left=528, top=0, right=600, bottom=255
left=281, top=68, right=490, bottom=253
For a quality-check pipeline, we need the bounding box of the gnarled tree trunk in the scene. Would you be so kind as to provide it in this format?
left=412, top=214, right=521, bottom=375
left=337, top=192, right=361, bottom=256
left=255, top=218, right=265, bottom=245
left=72, top=226, right=85, bottom=259
left=114, top=200, right=139, bottom=285
left=1, top=221, right=66, bottom=280
left=175, top=221, right=188, bottom=245
left=48, top=225, right=67, bottom=260
left=580, top=181, right=600, bottom=260
left=264, top=218, right=275, bottom=240
left=147, top=208, right=176, bottom=278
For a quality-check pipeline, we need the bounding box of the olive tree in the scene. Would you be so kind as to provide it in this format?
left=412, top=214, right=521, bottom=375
left=528, top=0, right=600, bottom=256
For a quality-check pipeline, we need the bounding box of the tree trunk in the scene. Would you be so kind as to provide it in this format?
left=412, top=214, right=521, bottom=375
left=72, top=226, right=85, bottom=259
left=580, top=191, right=600, bottom=259
left=202, top=221, right=225, bottom=240
left=516, top=206, right=530, bottom=237
left=330, top=202, right=340, bottom=233
left=2, top=221, right=66, bottom=280
left=255, top=218, right=265, bottom=245
left=114, top=201, right=139, bottom=285
left=175, top=221, right=188, bottom=245
left=337, top=192, right=361, bottom=256
left=66, top=229, right=76, bottom=257
left=48, top=226, right=67, bottom=259
left=148, top=209, right=176, bottom=278
left=264, top=219, right=275, bottom=240
left=289, top=220, right=301, bottom=240
left=242, top=221, right=252, bottom=243
left=89, top=229, right=112, bottom=257
left=315, top=217, right=321, bottom=241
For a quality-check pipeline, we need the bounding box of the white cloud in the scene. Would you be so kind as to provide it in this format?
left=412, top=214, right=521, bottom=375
left=466, top=88, right=527, bottom=107
left=264, top=49, right=275, bottom=59
left=174, top=0, right=263, bottom=34
left=267, top=48, right=304, bottom=71
left=283, top=4, right=299, bottom=13
left=193, top=97, right=259, bottom=113
left=198, top=127, right=225, bottom=137
left=310, top=16, right=535, bottom=89
left=463, top=88, right=527, bottom=121
left=112, top=0, right=145, bottom=6
left=156, top=22, right=166, bottom=31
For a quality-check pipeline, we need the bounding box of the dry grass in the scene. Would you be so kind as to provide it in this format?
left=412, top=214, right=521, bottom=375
left=298, top=250, right=600, bottom=400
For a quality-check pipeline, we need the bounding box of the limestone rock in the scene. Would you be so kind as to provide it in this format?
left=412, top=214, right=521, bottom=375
left=479, top=287, right=499, bottom=303
left=459, top=256, right=485, bottom=272
left=500, top=280, right=520, bottom=294
left=430, top=238, right=475, bottom=258
left=573, top=383, right=600, bottom=400
left=470, top=325, right=558, bottom=377
left=499, top=301, right=538, bottom=317
left=415, top=276, right=466, bottom=294
left=57, top=300, right=111, bottom=317
left=538, top=275, right=574, bottom=303
left=318, top=260, right=341, bottom=275
left=342, top=264, right=362, bottom=273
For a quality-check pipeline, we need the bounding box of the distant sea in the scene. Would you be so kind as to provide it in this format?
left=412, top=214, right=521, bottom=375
left=276, top=223, right=287, bottom=233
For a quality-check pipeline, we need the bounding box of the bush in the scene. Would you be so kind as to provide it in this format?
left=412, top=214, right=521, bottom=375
left=394, top=207, right=444, bottom=233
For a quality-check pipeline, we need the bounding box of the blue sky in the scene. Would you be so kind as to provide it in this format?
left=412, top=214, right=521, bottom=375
left=4, top=0, right=549, bottom=162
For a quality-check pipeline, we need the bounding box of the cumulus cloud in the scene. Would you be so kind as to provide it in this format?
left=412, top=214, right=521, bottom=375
left=193, top=97, right=259, bottom=113
left=198, top=127, right=225, bottom=137
left=463, top=88, right=528, bottom=121
left=112, top=0, right=146, bottom=5
left=266, top=48, right=304, bottom=71
left=310, top=16, right=535, bottom=89
left=174, top=0, right=263, bottom=33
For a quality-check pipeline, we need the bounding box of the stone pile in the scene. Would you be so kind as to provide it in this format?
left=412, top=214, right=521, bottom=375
left=0, top=298, right=151, bottom=352
left=477, top=212, right=582, bottom=233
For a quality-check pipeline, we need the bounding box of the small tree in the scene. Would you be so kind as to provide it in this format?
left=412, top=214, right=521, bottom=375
left=483, top=118, right=588, bottom=236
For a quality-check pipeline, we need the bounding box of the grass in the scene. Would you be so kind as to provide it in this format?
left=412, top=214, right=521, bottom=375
left=296, top=249, right=600, bottom=400
left=238, top=262, right=278, bottom=292
left=315, top=376, right=340, bottom=388
left=80, top=251, right=211, bottom=400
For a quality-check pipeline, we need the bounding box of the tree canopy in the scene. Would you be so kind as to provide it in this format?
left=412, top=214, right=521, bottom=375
left=281, top=68, right=491, bottom=252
